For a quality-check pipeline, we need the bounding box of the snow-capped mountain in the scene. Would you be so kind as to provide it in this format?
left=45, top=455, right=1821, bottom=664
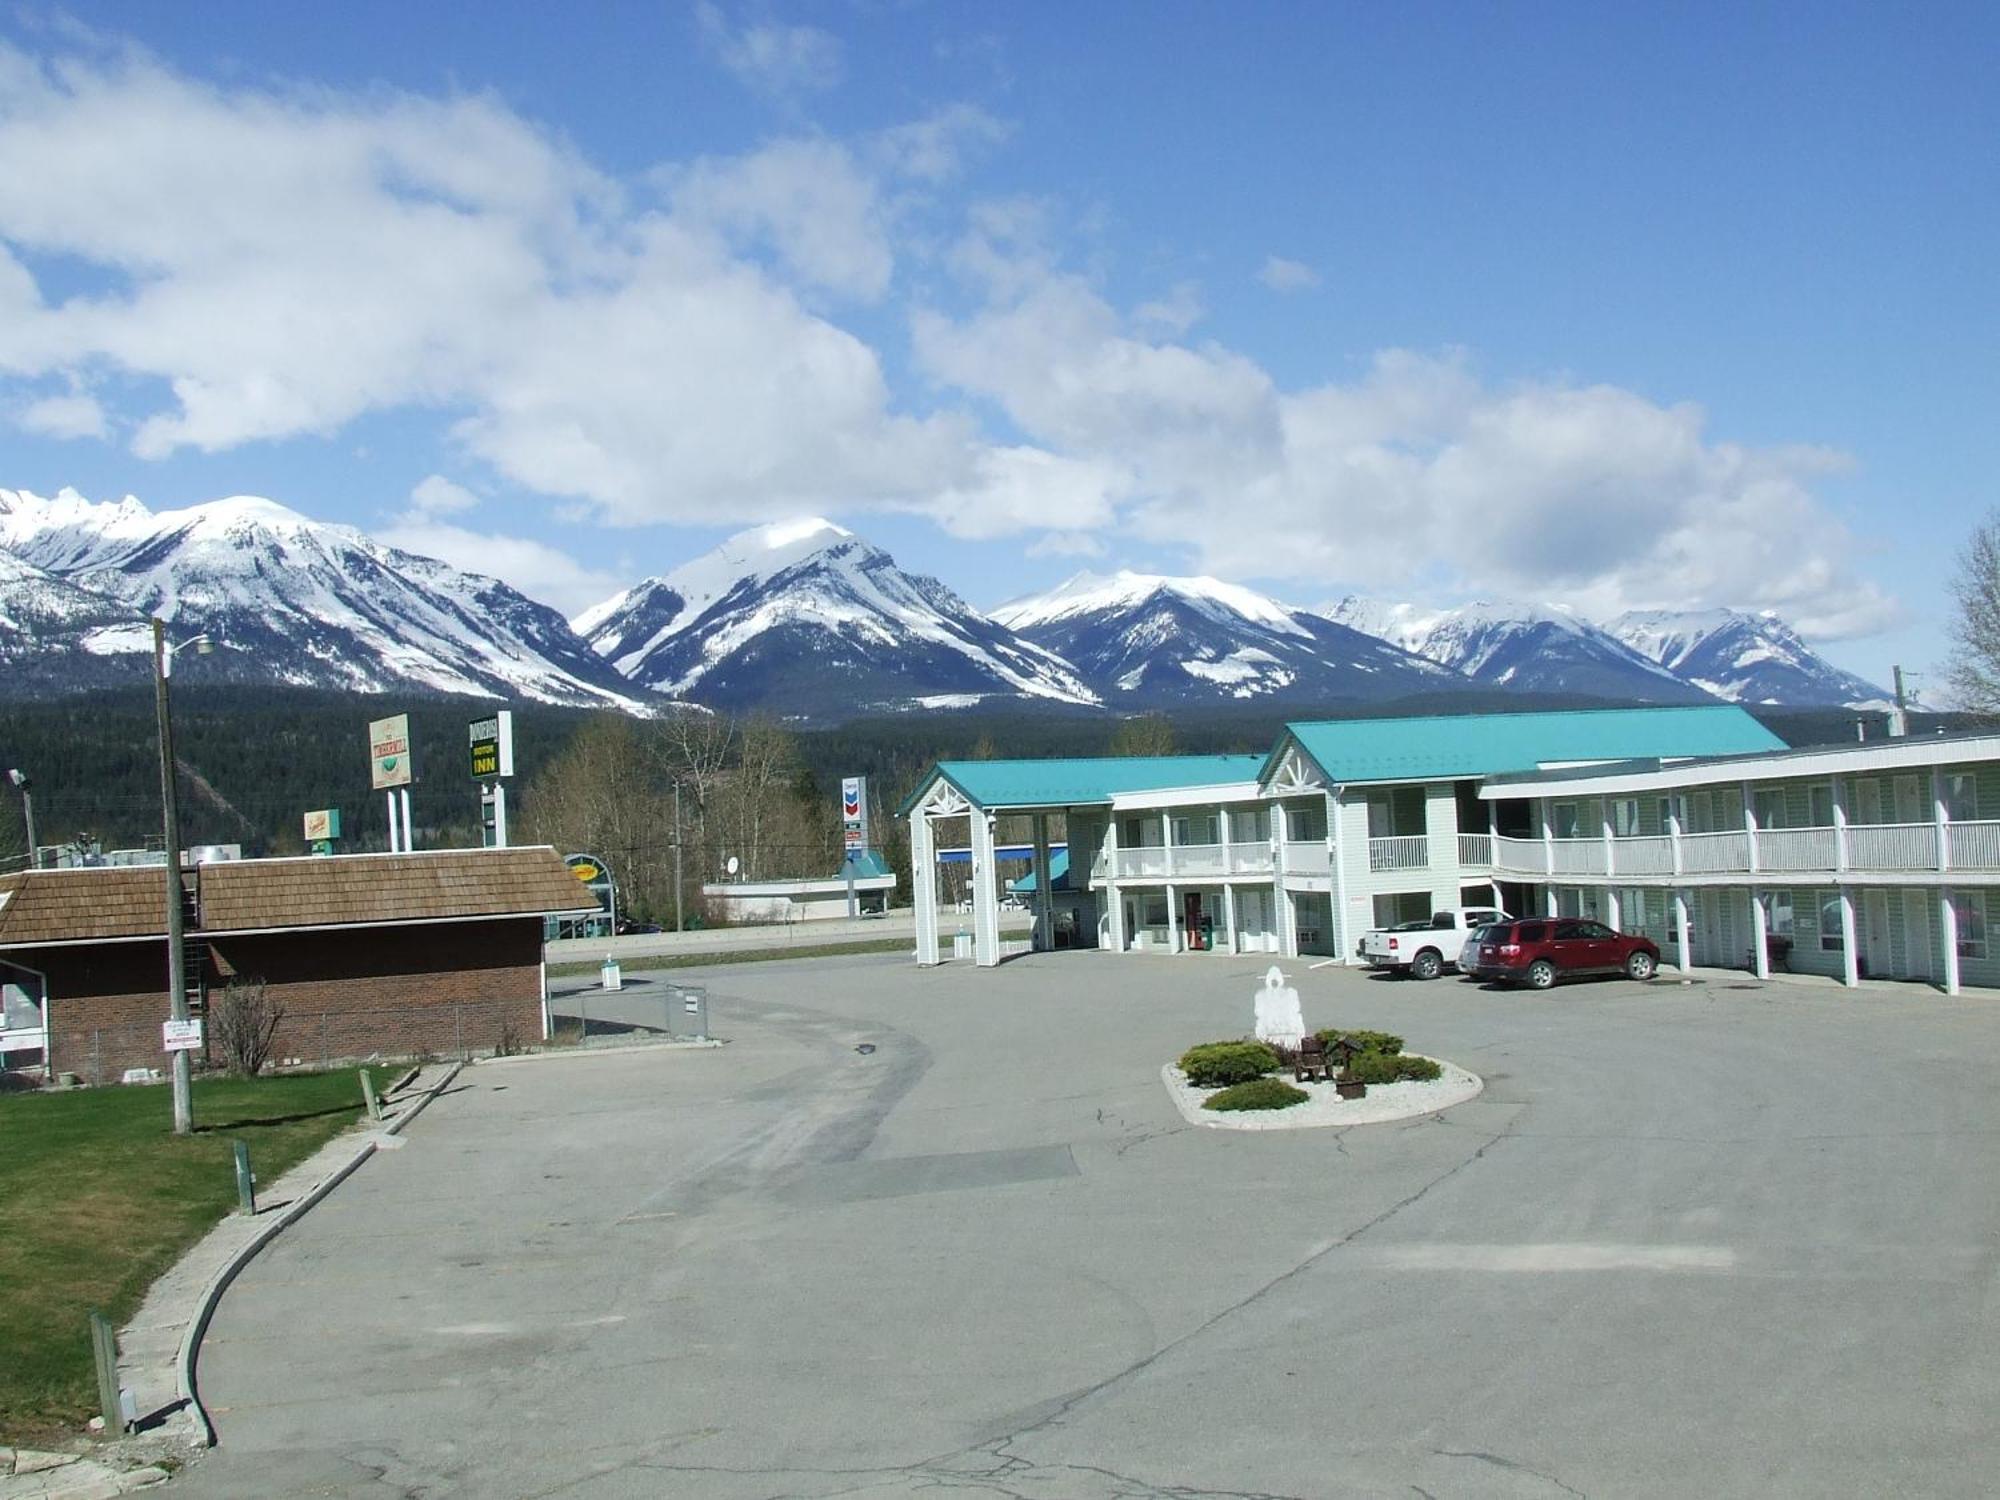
left=575, top=519, right=1098, bottom=715
left=0, top=546, right=157, bottom=691
left=993, top=572, right=1465, bottom=706
left=1608, top=609, right=1891, bottom=708
left=0, top=488, right=647, bottom=708
left=1322, top=597, right=1711, bottom=704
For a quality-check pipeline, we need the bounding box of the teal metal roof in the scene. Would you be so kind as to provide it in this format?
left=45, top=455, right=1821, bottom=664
left=902, top=754, right=1265, bottom=813
left=837, top=849, right=894, bottom=879
left=1009, top=846, right=1071, bottom=894
left=1266, top=706, right=1787, bottom=787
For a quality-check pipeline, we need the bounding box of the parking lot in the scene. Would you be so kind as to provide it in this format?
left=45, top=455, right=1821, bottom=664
left=172, top=953, right=2000, bottom=1498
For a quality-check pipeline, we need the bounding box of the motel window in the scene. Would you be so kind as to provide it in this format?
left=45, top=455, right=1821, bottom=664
left=1761, top=890, right=1795, bottom=937
left=1172, top=813, right=1218, bottom=847
left=1947, top=773, right=1978, bottom=823
left=1232, top=807, right=1270, bottom=843
left=1141, top=895, right=1170, bottom=930
left=1287, top=803, right=1327, bottom=842
left=1809, top=783, right=1836, bottom=829
left=1753, top=788, right=1790, bottom=830
left=1551, top=802, right=1583, bottom=839
left=1818, top=891, right=1844, bottom=952
left=1609, top=798, right=1641, bottom=837
left=1659, top=796, right=1681, bottom=833
left=1955, top=893, right=1988, bottom=960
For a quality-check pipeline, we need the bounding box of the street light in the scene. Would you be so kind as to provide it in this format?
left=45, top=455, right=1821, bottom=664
left=153, top=619, right=212, bottom=1137
left=5, top=769, right=32, bottom=870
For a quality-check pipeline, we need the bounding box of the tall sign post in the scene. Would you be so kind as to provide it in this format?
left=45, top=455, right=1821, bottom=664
left=368, top=714, right=416, bottom=852
left=469, top=711, right=515, bottom=848
left=841, top=776, right=869, bottom=919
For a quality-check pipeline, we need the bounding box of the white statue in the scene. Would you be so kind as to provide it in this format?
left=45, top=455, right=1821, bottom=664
left=1253, top=966, right=1305, bottom=1049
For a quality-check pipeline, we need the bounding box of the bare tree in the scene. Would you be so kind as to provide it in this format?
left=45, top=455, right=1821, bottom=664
left=213, top=976, right=285, bottom=1076
left=1949, top=510, right=2000, bottom=713
left=1109, top=713, right=1177, bottom=757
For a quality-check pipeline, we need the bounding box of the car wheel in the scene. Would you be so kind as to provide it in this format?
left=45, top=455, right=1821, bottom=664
left=1412, top=949, right=1442, bottom=981
left=1626, top=950, right=1656, bottom=981
left=1526, top=959, right=1557, bottom=991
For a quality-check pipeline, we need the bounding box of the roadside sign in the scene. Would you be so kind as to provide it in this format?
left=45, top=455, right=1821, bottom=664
left=162, top=1018, right=203, bottom=1053
left=302, top=808, right=341, bottom=842
left=469, top=711, right=515, bottom=780
left=843, top=827, right=864, bottom=851
left=368, top=714, right=415, bottom=790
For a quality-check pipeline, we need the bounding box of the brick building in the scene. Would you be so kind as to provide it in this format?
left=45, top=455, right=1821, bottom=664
left=0, top=847, right=595, bottom=1082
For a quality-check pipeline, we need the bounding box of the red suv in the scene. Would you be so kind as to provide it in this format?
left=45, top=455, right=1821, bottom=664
left=1465, top=918, right=1659, bottom=989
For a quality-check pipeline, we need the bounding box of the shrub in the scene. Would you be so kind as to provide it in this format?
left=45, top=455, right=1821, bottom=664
left=1203, top=1077, right=1309, bottom=1112
left=1342, top=1049, right=1404, bottom=1086
left=1395, top=1054, right=1443, bottom=1082
left=1178, top=1041, right=1280, bottom=1089
left=1314, top=1028, right=1404, bottom=1057
left=212, top=975, right=284, bottom=1077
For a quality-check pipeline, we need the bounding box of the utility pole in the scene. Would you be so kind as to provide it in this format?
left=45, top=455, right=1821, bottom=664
left=672, top=781, right=685, bottom=931
left=6, top=769, right=32, bottom=869
left=153, top=619, right=194, bottom=1137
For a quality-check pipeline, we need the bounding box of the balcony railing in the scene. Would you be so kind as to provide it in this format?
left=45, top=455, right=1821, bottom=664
left=1458, top=833, right=1493, bottom=867
left=1846, top=823, right=1938, bottom=871
left=1612, top=835, right=1674, bottom=875
left=1113, top=848, right=1169, bottom=879
left=1228, top=841, right=1275, bottom=873
left=1173, top=842, right=1228, bottom=877
left=1494, top=835, right=1544, bottom=872
left=1680, top=831, right=1750, bottom=873
left=1480, top=819, right=2000, bottom=880
left=1756, top=827, right=1838, bottom=872
left=1368, top=835, right=1428, bottom=872
left=1949, top=822, right=2000, bottom=870
left=1550, top=837, right=1607, bottom=876
left=1284, top=841, right=1331, bottom=875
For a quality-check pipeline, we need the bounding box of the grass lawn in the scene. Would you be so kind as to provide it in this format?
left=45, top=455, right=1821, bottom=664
left=545, top=936, right=914, bottom=978
left=0, top=1065, right=392, bottom=1443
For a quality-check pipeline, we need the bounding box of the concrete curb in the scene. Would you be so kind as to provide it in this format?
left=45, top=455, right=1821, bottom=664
left=173, top=1061, right=463, bottom=1446
left=1160, top=1056, right=1484, bottom=1131
left=477, top=1037, right=723, bottom=1068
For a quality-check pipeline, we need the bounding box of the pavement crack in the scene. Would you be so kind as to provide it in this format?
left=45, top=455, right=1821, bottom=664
left=1432, top=1448, right=1586, bottom=1498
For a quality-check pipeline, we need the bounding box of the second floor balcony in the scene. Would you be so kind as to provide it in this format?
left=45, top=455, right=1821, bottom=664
left=1484, top=819, right=2000, bottom=882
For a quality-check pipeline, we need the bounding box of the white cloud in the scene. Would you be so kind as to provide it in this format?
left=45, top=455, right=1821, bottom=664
left=697, top=4, right=843, bottom=100
left=871, top=105, right=1008, bottom=184
left=1258, top=255, right=1320, bottom=293
left=408, top=474, right=478, bottom=516
left=1133, top=281, right=1203, bottom=337
left=378, top=516, right=627, bottom=616
left=17, top=391, right=105, bottom=438
left=1026, top=530, right=1106, bottom=559
left=666, top=138, right=892, bottom=301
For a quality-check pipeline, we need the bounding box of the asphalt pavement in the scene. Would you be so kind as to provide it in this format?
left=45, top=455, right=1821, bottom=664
left=168, top=953, right=2000, bottom=1498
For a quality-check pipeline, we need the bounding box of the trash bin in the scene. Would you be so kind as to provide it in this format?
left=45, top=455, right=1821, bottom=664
left=600, top=956, right=622, bottom=992
left=952, top=929, right=974, bottom=960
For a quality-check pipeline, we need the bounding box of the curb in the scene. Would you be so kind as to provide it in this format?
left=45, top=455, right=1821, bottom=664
left=173, top=1060, right=463, bottom=1446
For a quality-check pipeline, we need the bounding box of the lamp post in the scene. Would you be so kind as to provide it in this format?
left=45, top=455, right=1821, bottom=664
left=153, top=619, right=211, bottom=1137
left=5, top=769, right=32, bottom=869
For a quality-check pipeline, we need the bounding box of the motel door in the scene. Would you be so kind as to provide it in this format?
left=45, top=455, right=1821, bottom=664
left=1862, top=891, right=1894, bottom=979
left=1183, top=891, right=1208, bottom=951
left=1902, top=891, right=1933, bottom=981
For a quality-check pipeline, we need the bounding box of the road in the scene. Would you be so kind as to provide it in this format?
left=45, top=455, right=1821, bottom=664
left=172, top=954, right=2000, bottom=1498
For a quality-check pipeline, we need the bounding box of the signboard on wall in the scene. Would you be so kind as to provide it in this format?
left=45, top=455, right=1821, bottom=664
left=469, top=711, right=515, bottom=780
left=368, top=714, right=415, bottom=790
left=303, top=808, right=341, bottom=842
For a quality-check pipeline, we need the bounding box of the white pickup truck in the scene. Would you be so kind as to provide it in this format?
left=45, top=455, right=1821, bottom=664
left=1358, top=906, right=1510, bottom=980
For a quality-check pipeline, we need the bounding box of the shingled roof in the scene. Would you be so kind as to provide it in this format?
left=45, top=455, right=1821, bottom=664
left=0, top=846, right=598, bottom=949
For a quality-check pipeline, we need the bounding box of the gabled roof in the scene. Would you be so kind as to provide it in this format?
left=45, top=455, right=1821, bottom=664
left=1263, top=706, right=1787, bottom=789
left=0, top=846, right=599, bottom=948
left=901, top=755, right=1266, bottom=814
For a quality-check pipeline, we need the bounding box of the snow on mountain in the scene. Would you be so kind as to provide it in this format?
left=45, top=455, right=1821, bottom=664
left=0, top=487, right=647, bottom=708
left=993, top=572, right=1465, bottom=705
left=576, top=519, right=1098, bottom=715
left=1321, top=596, right=1712, bottom=703
left=1607, top=608, right=1891, bottom=708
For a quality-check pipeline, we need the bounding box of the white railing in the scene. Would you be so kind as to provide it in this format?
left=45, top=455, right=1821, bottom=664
left=1368, top=835, right=1428, bottom=872
left=1756, top=827, right=1838, bottom=872
left=1550, top=837, right=1607, bottom=876
left=1174, top=842, right=1228, bottom=877
left=1680, top=831, right=1750, bottom=874
left=1284, top=841, right=1330, bottom=875
left=1114, top=848, right=1169, bottom=879
left=1949, top=821, right=2000, bottom=870
left=1846, top=823, right=1938, bottom=871
left=1611, top=835, right=1674, bottom=875
left=1457, top=833, right=1493, bottom=867
left=1228, top=841, right=1275, bottom=873
left=1493, top=835, right=1547, bottom=875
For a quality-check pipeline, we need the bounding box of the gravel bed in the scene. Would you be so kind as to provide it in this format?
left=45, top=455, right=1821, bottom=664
left=1159, top=1056, right=1483, bottom=1131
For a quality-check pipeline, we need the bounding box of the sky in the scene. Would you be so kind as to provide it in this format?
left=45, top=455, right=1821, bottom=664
left=0, top=1, right=1994, bottom=695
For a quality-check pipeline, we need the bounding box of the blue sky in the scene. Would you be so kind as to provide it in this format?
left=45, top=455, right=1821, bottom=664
left=1, top=2, right=1994, bottom=693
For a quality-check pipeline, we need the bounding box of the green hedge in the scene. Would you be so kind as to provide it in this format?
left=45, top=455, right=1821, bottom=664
left=1314, top=1028, right=1405, bottom=1056
left=1179, top=1041, right=1280, bottom=1089
left=1203, top=1078, right=1309, bottom=1112
left=1343, top=1050, right=1444, bottom=1085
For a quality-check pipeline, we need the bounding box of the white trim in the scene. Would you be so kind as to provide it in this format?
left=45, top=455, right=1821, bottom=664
left=0, top=906, right=594, bottom=952
left=1483, top=734, right=2000, bottom=801
left=1108, top=781, right=1263, bottom=811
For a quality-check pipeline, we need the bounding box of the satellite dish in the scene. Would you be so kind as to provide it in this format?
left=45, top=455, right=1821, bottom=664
left=725, top=855, right=740, bottom=878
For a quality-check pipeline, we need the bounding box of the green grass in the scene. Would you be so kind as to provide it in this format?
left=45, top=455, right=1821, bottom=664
left=547, top=936, right=914, bottom=978
left=0, top=1066, right=391, bottom=1443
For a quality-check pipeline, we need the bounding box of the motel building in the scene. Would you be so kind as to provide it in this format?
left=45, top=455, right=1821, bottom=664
left=902, top=705, right=2000, bottom=995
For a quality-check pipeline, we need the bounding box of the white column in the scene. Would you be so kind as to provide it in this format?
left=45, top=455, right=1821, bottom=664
left=1546, top=885, right=1560, bottom=918
left=1832, top=777, right=1850, bottom=873
left=493, top=783, right=509, bottom=849
left=1222, top=881, right=1239, bottom=954
left=1601, top=803, right=1617, bottom=880
left=1674, top=889, right=1691, bottom=975
left=1839, top=888, right=1859, bottom=986
left=1933, top=766, right=1951, bottom=874
left=1278, top=884, right=1297, bottom=958
left=970, top=810, right=1001, bottom=968
left=1161, top=808, right=1176, bottom=879
left=1750, top=889, right=1770, bottom=979
left=1540, top=799, right=1555, bottom=878
left=1941, top=889, right=1961, bottom=995
left=1103, top=816, right=1127, bottom=953
left=1329, top=790, right=1352, bottom=964
left=1165, top=881, right=1181, bottom=954
left=400, top=787, right=415, bottom=851
left=911, top=811, right=939, bottom=966
left=1742, top=781, right=1760, bottom=876
left=386, top=790, right=400, bottom=852
left=1031, top=812, right=1054, bottom=953
left=1667, top=797, right=1684, bottom=877
left=1604, top=887, right=1621, bottom=930
left=1218, top=804, right=1233, bottom=868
